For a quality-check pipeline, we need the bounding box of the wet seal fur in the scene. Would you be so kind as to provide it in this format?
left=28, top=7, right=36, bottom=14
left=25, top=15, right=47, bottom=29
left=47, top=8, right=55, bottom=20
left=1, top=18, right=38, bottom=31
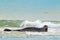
left=4, top=25, right=48, bottom=32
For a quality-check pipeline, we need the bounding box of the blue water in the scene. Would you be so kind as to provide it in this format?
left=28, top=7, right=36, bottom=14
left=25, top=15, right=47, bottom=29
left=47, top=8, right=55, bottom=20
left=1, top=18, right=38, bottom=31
left=1, top=36, right=60, bottom=40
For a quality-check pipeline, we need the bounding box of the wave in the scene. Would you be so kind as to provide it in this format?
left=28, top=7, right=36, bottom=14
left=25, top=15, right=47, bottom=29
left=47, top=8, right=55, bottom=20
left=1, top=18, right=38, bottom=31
left=20, top=20, right=60, bottom=28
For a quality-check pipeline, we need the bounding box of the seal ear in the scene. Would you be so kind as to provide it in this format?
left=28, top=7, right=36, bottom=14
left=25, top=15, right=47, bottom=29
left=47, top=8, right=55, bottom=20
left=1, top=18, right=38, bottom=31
left=4, top=29, right=12, bottom=31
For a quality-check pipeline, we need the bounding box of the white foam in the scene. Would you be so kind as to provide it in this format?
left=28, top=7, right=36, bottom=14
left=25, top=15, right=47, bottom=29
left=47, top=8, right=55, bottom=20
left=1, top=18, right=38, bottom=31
left=25, top=28, right=60, bottom=36
left=20, top=20, right=60, bottom=28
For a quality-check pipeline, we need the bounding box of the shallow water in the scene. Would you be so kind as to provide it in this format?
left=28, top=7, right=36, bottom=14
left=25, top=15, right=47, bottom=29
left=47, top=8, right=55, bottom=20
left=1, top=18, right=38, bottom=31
left=0, top=31, right=60, bottom=40
left=0, top=21, right=60, bottom=40
left=1, top=36, right=60, bottom=40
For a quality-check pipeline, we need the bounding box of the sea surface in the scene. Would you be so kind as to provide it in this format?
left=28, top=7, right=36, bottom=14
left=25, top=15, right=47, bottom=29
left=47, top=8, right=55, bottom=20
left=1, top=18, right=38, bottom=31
left=0, top=20, right=60, bottom=40
left=1, top=36, right=60, bottom=40
left=0, top=31, right=60, bottom=40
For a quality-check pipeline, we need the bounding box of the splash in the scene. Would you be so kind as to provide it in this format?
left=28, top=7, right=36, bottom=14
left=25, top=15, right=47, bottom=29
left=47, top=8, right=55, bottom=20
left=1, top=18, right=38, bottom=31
left=20, top=20, right=43, bottom=28
left=20, top=20, right=60, bottom=28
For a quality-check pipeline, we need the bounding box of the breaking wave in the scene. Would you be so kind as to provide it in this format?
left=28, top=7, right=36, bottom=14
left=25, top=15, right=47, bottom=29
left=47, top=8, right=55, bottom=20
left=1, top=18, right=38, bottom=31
left=20, top=20, right=60, bottom=28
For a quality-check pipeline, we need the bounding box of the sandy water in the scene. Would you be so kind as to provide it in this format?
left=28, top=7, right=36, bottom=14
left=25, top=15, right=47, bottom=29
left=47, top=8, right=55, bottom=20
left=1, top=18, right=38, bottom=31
left=0, top=29, right=60, bottom=40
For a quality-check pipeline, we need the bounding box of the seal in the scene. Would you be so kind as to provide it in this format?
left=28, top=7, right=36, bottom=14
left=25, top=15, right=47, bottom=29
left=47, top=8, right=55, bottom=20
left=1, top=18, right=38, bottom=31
left=4, top=25, right=48, bottom=32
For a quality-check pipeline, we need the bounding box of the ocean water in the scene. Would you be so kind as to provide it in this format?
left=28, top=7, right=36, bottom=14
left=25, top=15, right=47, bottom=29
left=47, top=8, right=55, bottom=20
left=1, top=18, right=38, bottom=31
left=0, top=20, right=60, bottom=40
left=0, top=31, right=60, bottom=40
left=1, top=36, right=60, bottom=40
